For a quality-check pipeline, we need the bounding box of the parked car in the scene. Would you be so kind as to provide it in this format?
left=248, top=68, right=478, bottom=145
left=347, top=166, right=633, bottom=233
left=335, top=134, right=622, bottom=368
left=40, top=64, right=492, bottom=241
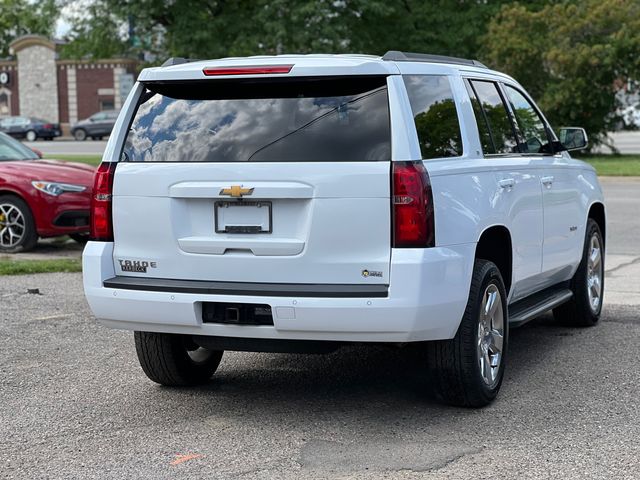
left=71, top=110, right=119, bottom=141
left=0, top=116, right=61, bottom=141
left=83, top=52, right=605, bottom=407
left=0, top=131, right=94, bottom=252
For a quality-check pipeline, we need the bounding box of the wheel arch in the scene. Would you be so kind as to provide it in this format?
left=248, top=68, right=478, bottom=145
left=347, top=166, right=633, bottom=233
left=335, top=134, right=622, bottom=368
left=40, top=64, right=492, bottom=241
left=0, top=188, right=29, bottom=205
left=588, top=202, right=606, bottom=247
left=475, top=224, right=513, bottom=296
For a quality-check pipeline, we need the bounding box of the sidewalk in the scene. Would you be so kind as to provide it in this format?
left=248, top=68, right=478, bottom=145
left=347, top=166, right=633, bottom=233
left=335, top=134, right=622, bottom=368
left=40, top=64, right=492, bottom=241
left=605, top=254, right=640, bottom=306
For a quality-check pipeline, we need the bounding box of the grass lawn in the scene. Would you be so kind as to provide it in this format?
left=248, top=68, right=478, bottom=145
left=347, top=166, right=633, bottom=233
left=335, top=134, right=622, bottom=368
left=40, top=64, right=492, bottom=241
left=0, top=258, right=82, bottom=276
left=45, top=154, right=102, bottom=166
left=577, top=155, right=640, bottom=176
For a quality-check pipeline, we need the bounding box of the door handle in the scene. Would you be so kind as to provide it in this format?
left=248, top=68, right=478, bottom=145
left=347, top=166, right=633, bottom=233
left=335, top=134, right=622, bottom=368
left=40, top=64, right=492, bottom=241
left=541, top=176, right=554, bottom=188
left=498, top=178, right=515, bottom=189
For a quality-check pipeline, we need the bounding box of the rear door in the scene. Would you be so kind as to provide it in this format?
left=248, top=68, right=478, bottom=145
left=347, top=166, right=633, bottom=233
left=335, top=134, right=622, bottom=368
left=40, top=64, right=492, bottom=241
left=112, top=75, right=393, bottom=285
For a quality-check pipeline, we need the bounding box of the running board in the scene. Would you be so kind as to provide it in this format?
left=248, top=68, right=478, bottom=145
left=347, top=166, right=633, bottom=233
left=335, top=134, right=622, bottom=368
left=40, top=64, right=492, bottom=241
left=508, top=287, right=573, bottom=328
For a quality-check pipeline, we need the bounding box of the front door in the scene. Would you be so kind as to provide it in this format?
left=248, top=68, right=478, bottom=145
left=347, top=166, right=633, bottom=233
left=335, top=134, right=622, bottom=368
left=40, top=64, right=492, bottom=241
left=465, top=79, right=545, bottom=301
left=501, top=84, right=583, bottom=283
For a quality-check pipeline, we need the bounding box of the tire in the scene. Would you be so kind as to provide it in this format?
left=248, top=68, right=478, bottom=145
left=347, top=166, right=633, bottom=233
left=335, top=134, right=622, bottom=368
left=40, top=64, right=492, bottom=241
left=0, top=195, right=37, bottom=253
left=74, top=129, right=87, bottom=141
left=69, top=233, right=89, bottom=244
left=426, top=260, right=508, bottom=407
left=134, top=332, right=224, bottom=386
left=553, top=219, right=604, bottom=327
left=25, top=130, right=37, bottom=142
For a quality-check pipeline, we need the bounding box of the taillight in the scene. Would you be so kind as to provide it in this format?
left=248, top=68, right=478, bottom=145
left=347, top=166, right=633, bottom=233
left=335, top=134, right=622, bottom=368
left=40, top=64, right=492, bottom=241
left=203, top=65, right=293, bottom=76
left=90, top=162, right=117, bottom=241
left=392, top=161, right=435, bottom=248
left=43, top=123, right=53, bottom=129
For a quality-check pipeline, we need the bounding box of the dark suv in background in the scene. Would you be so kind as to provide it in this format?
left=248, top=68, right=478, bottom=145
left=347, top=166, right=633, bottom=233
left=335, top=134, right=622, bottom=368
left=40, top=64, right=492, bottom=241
left=71, top=110, right=119, bottom=141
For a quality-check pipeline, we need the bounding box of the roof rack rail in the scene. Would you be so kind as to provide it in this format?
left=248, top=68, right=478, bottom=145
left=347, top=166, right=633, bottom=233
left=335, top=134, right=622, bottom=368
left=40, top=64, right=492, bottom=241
left=382, top=51, right=487, bottom=69
left=161, top=57, right=201, bottom=67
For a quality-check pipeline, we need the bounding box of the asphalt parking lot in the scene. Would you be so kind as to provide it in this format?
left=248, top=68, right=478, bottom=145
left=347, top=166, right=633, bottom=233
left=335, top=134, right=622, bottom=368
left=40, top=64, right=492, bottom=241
left=1, top=178, right=639, bottom=479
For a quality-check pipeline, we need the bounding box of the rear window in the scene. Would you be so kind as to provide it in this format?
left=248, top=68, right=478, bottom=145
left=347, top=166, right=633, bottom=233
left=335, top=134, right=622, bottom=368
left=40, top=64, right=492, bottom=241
left=121, top=76, right=391, bottom=162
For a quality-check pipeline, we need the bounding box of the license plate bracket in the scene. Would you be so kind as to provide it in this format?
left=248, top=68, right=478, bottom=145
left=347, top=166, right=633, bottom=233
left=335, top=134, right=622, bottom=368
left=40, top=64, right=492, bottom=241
left=215, top=201, right=272, bottom=234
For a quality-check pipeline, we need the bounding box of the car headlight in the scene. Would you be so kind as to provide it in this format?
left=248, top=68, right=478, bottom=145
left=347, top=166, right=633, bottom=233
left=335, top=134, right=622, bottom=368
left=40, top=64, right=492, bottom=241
left=32, top=181, right=87, bottom=196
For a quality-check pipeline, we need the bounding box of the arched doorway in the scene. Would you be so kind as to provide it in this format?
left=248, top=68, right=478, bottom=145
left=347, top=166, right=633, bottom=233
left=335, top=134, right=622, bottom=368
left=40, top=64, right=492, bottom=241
left=0, top=88, right=11, bottom=117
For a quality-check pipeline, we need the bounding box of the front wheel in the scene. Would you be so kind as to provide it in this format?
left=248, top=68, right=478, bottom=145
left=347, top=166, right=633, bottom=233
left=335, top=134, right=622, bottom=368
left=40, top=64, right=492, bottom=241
left=134, top=332, right=224, bottom=386
left=73, top=129, right=87, bottom=141
left=0, top=195, right=37, bottom=253
left=25, top=130, right=37, bottom=142
left=426, top=260, right=508, bottom=407
left=553, top=219, right=604, bottom=327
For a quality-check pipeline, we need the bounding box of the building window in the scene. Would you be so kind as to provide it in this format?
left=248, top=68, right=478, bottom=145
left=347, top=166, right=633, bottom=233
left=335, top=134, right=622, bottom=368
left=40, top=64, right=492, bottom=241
left=99, top=98, right=115, bottom=111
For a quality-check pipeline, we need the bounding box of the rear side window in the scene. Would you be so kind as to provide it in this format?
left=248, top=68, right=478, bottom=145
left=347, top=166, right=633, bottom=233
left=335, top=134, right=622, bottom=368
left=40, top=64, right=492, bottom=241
left=467, top=80, right=518, bottom=155
left=121, top=76, right=391, bottom=162
left=403, top=75, right=463, bottom=159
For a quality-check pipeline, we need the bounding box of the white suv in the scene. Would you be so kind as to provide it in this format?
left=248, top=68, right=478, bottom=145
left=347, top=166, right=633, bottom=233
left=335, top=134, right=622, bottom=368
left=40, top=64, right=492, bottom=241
left=83, top=51, right=606, bottom=407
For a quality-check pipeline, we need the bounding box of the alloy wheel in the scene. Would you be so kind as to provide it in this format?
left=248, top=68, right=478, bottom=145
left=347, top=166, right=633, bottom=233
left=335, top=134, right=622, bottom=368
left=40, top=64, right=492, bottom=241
left=587, top=234, right=603, bottom=313
left=477, top=283, right=505, bottom=386
left=0, top=203, right=26, bottom=248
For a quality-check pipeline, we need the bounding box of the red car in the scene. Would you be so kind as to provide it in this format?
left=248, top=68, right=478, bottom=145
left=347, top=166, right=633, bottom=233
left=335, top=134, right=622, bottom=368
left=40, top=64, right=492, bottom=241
left=0, top=132, right=95, bottom=253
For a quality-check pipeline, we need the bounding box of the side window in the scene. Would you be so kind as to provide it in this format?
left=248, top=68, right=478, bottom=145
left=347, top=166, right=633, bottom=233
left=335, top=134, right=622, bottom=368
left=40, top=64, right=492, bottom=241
left=469, top=80, right=518, bottom=155
left=403, top=75, right=463, bottom=159
left=503, top=85, right=552, bottom=154
left=464, top=79, right=495, bottom=154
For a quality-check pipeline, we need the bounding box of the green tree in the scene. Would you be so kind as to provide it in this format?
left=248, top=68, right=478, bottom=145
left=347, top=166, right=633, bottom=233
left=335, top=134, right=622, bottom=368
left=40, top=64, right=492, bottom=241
left=61, top=0, right=530, bottom=61
left=483, top=0, right=640, bottom=149
left=0, top=0, right=58, bottom=57
left=59, top=1, right=129, bottom=59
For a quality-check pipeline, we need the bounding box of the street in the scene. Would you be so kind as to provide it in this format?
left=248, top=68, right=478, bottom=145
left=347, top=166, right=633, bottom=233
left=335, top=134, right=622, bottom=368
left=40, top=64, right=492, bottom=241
left=1, top=178, right=639, bottom=479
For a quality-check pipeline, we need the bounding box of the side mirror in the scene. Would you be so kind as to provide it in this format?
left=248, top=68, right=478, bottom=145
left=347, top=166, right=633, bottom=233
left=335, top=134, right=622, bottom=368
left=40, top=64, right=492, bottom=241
left=559, top=127, right=588, bottom=151
left=30, top=147, right=43, bottom=159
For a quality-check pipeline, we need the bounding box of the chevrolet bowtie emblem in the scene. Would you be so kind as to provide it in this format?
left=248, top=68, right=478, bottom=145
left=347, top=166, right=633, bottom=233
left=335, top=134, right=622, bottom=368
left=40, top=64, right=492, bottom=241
left=220, top=185, right=254, bottom=198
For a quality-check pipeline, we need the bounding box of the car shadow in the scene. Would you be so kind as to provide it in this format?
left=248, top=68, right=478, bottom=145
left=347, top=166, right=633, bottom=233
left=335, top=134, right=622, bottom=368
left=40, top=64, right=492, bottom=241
left=128, top=312, right=588, bottom=423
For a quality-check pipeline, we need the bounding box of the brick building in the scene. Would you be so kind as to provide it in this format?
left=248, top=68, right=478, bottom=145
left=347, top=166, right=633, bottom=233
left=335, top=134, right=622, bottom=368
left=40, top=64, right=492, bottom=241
left=0, top=35, right=137, bottom=134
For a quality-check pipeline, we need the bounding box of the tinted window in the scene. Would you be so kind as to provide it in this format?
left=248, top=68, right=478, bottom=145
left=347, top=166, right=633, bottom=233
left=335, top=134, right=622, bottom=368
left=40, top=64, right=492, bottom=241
left=122, top=77, right=391, bottom=162
left=503, top=85, right=552, bottom=154
left=464, top=80, right=494, bottom=154
left=403, top=75, right=463, bottom=159
left=470, top=80, right=518, bottom=154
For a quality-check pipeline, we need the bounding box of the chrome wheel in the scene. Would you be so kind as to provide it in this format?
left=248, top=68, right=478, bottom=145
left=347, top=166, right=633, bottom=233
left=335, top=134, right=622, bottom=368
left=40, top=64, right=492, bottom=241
left=477, top=284, right=504, bottom=386
left=0, top=203, right=26, bottom=248
left=587, top=234, right=603, bottom=313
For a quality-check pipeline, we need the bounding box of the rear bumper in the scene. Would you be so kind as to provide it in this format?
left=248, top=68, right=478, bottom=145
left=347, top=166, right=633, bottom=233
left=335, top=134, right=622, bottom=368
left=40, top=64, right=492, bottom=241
left=83, top=241, right=475, bottom=342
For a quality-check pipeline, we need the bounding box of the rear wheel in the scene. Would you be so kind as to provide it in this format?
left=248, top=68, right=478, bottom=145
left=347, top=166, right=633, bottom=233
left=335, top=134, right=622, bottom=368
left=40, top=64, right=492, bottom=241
left=0, top=195, right=37, bottom=253
left=134, top=332, right=224, bottom=386
left=553, top=219, right=604, bottom=327
left=73, top=129, right=87, bottom=141
left=427, top=260, right=508, bottom=407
